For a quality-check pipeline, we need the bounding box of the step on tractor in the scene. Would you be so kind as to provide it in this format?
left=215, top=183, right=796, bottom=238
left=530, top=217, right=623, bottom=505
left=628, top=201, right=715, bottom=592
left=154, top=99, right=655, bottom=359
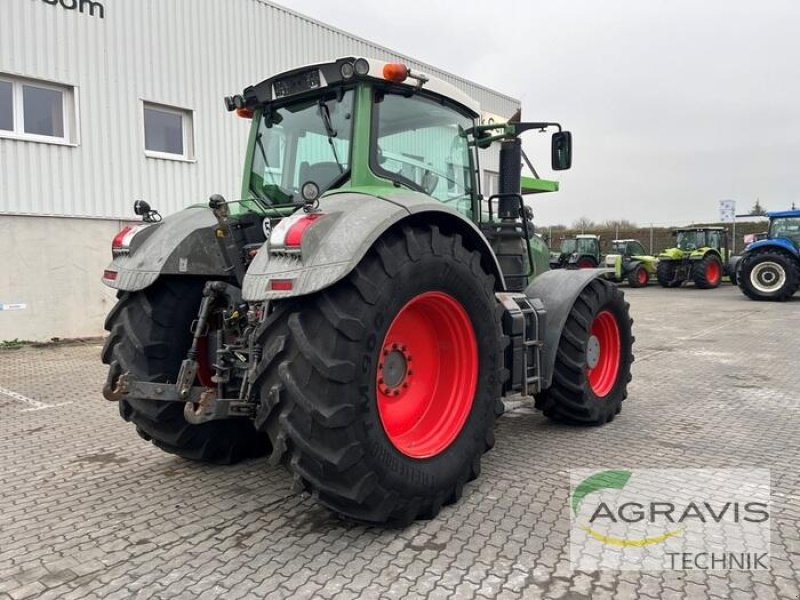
left=603, top=239, right=657, bottom=287
left=100, top=57, right=634, bottom=525
left=656, top=226, right=729, bottom=289
left=733, top=210, right=800, bottom=301
left=549, top=234, right=601, bottom=269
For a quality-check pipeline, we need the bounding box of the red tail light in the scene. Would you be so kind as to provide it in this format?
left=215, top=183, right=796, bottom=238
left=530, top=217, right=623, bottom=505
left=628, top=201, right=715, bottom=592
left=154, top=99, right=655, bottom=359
left=112, top=226, right=135, bottom=250
left=270, top=212, right=325, bottom=254
left=112, top=224, right=149, bottom=256
left=269, top=279, right=294, bottom=291
left=285, top=214, right=322, bottom=249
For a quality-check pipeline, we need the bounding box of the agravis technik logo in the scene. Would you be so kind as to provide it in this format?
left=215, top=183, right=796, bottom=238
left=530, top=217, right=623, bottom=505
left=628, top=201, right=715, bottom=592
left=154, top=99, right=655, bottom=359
left=569, top=469, right=771, bottom=571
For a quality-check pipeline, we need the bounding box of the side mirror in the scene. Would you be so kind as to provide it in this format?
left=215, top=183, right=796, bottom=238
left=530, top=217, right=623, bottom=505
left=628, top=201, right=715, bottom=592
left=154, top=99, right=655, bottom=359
left=551, top=131, right=572, bottom=171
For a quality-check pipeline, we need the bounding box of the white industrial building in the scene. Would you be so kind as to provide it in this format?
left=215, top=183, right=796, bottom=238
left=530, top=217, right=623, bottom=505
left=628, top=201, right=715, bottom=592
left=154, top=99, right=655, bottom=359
left=0, top=0, right=520, bottom=341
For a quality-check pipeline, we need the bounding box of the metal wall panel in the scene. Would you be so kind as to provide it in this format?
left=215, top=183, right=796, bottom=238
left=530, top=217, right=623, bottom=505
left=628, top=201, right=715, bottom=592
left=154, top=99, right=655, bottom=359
left=0, top=0, right=519, bottom=220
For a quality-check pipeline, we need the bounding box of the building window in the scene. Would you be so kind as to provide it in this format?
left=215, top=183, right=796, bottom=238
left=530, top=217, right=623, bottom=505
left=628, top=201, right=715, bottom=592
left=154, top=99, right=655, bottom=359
left=143, top=102, right=194, bottom=160
left=0, top=74, right=76, bottom=144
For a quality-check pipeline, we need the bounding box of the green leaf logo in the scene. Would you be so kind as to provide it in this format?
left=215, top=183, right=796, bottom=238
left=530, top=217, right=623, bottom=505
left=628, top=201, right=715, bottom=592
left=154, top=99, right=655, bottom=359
left=572, top=470, right=632, bottom=516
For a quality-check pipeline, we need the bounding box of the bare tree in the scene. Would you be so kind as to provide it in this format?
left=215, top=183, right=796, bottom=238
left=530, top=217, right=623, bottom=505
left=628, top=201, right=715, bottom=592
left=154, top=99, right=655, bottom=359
left=572, top=217, right=596, bottom=232
left=601, top=219, right=638, bottom=229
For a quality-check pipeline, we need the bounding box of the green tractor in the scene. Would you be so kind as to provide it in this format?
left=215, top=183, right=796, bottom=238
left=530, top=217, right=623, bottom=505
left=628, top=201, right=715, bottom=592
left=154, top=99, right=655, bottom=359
left=100, top=57, right=633, bottom=525
left=656, top=226, right=729, bottom=289
left=549, top=234, right=601, bottom=269
left=603, top=239, right=657, bottom=287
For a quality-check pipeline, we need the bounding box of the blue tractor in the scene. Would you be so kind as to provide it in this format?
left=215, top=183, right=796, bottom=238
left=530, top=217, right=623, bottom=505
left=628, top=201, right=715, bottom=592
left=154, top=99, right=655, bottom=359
left=735, top=209, right=800, bottom=301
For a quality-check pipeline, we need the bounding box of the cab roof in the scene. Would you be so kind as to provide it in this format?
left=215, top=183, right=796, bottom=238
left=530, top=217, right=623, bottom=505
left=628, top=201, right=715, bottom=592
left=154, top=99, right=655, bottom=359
left=235, top=57, right=481, bottom=117
left=768, top=209, right=800, bottom=218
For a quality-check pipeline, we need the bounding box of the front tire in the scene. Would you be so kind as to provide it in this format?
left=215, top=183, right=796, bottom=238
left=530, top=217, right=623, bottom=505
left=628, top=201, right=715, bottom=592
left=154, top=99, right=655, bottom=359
left=656, top=260, right=681, bottom=287
left=101, top=278, right=268, bottom=464
left=252, top=225, right=504, bottom=524
left=536, top=279, right=633, bottom=424
left=738, top=250, right=800, bottom=301
left=627, top=265, right=649, bottom=288
left=692, top=254, right=722, bottom=289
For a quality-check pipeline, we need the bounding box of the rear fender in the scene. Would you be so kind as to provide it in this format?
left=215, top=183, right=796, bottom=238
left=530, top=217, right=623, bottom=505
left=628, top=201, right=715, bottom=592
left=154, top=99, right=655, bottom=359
left=524, top=269, right=608, bottom=389
left=745, top=238, right=800, bottom=257
left=241, top=189, right=505, bottom=301
left=728, top=255, right=742, bottom=277
left=101, top=207, right=228, bottom=291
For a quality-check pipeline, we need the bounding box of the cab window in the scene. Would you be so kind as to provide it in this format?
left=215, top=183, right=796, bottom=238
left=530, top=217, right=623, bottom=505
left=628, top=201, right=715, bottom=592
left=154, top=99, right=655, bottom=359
left=372, top=91, right=474, bottom=215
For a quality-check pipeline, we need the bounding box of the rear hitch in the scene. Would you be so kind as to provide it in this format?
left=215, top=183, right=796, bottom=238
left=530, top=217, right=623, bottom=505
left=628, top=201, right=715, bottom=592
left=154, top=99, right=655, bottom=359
left=183, top=388, right=254, bottom=424
left=102, top=371, right=130, bottom=402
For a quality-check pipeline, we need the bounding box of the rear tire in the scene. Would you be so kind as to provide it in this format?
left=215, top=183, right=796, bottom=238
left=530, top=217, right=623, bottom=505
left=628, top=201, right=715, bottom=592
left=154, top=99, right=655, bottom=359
left=251, top=225, right=504, bottom=525
left=536, top=279, right=633, bottom=424
left=692, top=254, right=722, bottom=289
left=656, top=260, right=681, bottom=287
left=627, top=265, right=649, bottom=288
left=101, top=278, right=268, bottom=464
left=576, top=257, right=598, bottom=269
left=738, top=250, right=800, bottom=301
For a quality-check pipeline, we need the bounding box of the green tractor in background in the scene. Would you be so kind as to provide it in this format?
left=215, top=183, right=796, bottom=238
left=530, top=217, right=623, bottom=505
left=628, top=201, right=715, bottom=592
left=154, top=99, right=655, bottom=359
left=549, top=234, right=601, bottom=269
left=656, top=226, right=729, bottom=289
left=603, top=239, right=657, bottom=287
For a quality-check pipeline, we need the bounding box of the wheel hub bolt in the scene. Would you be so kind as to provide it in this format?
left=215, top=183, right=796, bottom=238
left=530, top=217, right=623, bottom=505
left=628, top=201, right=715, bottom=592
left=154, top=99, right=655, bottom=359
left=379, top=345, right=412, bottom=395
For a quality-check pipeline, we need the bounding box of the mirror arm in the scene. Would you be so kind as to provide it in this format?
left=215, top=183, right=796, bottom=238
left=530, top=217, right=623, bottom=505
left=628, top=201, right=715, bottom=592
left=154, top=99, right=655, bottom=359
left=512, top=122, right=562, bottom=135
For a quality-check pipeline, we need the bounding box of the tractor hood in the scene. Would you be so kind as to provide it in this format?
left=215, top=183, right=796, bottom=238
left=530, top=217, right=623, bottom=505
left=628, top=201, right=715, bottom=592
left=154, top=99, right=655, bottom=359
left=659, top=247, right=714, bottom=260
left=659, top=247, right=685, bottom=260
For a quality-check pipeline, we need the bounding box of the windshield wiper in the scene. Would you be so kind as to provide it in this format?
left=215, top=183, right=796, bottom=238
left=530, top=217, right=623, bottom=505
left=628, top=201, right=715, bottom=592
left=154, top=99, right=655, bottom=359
left=319, top=101, right=345, bottom=174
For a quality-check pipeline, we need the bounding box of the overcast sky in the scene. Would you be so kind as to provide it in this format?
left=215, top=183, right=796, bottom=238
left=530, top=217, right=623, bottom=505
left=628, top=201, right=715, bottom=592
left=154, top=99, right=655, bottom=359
left=279, top=0, right=799, bottom=226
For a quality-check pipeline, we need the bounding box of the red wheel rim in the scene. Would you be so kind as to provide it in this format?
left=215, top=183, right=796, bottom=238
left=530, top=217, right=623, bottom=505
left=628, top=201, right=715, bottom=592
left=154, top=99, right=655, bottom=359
left=706, top=260, right=721, bottom=285
left=638, top=268, right=648, bottom=285
left=376, top=291, right=478, bottom=459
left=577, top=258, right=595, bottom=269
left=586, top=310, right=621, bottom=397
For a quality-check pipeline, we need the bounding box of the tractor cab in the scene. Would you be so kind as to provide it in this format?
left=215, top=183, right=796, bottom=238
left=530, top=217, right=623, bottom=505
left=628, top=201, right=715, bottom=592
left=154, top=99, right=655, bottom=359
left=669, top=227, right=728, bottom=258
left=224, top=57, right=569, bottom=291
left=609, top=239, right=648, bottom=258
left=767, top=211, right=800, bottom=246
